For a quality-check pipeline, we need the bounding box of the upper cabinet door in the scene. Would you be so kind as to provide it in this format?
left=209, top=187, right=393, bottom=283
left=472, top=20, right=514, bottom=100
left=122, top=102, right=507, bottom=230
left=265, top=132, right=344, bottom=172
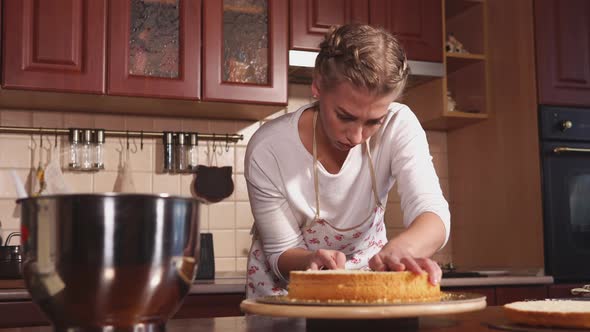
left=535, top=0, right=590, bottom=107
left=2, top=0, right=106, bottom=93
left=202, top=0, right=288, bottom=105
left=108, top=0, right=201, bottom=100
left=290, top=0, right=369, bottom=51
left=369, top=0, right=442, bottom=62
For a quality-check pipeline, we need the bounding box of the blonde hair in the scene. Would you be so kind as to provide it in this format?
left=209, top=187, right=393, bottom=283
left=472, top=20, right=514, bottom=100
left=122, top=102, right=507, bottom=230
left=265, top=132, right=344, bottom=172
left=314, top=24, right=409, bottom=99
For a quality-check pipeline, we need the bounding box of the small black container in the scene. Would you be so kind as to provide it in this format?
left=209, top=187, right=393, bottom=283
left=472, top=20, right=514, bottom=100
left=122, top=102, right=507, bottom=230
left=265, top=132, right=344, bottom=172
left=195, top=233, right=215, bottom=280
left=0, top=232, right=22, bottom=279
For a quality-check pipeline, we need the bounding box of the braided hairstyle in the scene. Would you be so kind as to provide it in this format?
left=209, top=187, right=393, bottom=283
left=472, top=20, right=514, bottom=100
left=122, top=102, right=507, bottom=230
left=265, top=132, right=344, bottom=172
left=314, top=24, right=409, bottom=99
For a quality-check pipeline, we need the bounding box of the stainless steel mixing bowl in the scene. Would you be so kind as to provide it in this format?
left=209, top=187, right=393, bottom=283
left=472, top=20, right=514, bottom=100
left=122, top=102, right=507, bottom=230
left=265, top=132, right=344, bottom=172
left=17, top=193, right=201, bottom=332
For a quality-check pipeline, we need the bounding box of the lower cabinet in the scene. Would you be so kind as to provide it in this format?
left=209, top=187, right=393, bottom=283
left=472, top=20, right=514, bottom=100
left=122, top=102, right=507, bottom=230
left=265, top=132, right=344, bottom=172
left=0, top=301, right=48, bottom=328
left=547, top=283, right=589, bottom=299
left=443, top=285, right=558, bottom=306
left=494, top=286, right=548, bottom=305
left=173, top=293, right=245, bottom=319
left=0, top=293, right=245, bottom=328
left=443, top=286, right=497, bottom=306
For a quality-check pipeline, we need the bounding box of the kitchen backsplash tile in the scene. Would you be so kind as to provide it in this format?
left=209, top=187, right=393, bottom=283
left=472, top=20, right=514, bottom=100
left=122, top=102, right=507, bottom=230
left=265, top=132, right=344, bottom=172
left=153, top=118, right=182, bottom=132
left=235, top=202, right=254, bottom=229
left=125, top=116, right=155, bottom=132
left=63, top=172, right=93, bottom=193
left=64, top=113, right=94, bottom=129
left=235, top=229, right=252, bottom=257
left=180, top=174, right=194, bottom=197
left=152, top=173, right=181, bottom=195
left=0, top=169, right=29, bottom=198
left=236, top=257, right=248, bottom=272
left=0, top=110, right=32, bottom=126
left=0, top=199, right=20, bottom=232
left=199, top=204, right=210, bottom=230
left=0, top=84, right=452, bottom=273
left=215, top=258, right=237, bottom=272
left=181, top=118, right=210, bottom=132
left=0, top=137, right=30, bottom=168
left=210, top=229, right=236, bottom=257
left=209, top=201, right=236, bottom=229
left=92, top=171, right=119, bottom=193
left=234, top=174, right=249, bottom=201
left=94, top=114, right=126, bottom=131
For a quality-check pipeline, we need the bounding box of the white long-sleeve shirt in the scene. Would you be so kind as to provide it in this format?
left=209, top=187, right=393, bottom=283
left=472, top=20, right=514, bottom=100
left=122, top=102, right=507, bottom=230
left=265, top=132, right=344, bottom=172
left=245, top=102, right=450, bottom=281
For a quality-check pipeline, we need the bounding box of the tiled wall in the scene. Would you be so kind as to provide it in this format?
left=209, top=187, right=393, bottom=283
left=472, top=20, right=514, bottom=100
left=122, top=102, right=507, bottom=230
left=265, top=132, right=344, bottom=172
left=0, top=84, right=451, bottom=273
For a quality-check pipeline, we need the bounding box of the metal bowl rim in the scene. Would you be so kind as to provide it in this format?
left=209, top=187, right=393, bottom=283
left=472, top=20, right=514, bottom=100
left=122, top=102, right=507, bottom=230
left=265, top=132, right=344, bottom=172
left=16, top=192, right=199, bottom=204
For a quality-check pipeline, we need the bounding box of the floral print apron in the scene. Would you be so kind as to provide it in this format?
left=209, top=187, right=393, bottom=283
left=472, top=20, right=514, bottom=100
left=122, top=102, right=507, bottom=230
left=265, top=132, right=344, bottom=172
left=246, top=111, right=388, bottom=298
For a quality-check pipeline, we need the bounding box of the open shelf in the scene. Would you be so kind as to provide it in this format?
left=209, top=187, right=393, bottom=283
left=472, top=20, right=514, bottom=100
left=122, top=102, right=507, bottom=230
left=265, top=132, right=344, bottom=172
left=422, top=112, right=488, bottom=131
left=404, top=0, right=488, bottom=131
left=446, top=0, right=485, bottom=19
left=446, top=52, right=485, bottom=73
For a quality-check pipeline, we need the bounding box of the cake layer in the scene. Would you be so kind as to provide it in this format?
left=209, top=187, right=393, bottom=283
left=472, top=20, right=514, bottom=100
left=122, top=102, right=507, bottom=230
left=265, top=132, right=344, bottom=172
left=504, top=300, right=590, bottom=329
left=288, top=270, right=441, bottom=303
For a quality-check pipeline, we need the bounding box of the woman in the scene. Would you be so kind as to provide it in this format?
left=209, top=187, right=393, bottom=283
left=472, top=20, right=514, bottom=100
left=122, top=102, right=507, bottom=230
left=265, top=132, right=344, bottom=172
left=244, top=24, right=450, bottom=298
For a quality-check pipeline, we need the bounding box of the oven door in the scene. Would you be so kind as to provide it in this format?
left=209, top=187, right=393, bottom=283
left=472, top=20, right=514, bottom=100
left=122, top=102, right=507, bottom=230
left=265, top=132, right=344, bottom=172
left=542, top=141, right=590, bottom=282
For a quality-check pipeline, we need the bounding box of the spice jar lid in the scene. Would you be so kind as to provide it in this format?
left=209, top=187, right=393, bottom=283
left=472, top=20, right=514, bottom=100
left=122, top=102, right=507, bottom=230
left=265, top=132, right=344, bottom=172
left=83, top=129, right=93, bottom=143
left=190, top=133, right=198, bottom=146
left=95, top=129, right=105, bottom=144
left=69, top=129, right=80, bottom=143
left=176, top=133, right=187, bottom=145
left=163, top=132, right=174, bottom=145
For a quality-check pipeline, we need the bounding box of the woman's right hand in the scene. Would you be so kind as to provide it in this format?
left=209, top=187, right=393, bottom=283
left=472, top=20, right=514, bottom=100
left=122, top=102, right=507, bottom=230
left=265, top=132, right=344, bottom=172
left=306, top=249, right=346, bottom=270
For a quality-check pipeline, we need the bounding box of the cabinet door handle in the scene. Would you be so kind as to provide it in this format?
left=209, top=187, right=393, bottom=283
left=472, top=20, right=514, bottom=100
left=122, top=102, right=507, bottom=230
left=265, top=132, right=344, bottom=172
left=553, top=147, right=590, bottom=154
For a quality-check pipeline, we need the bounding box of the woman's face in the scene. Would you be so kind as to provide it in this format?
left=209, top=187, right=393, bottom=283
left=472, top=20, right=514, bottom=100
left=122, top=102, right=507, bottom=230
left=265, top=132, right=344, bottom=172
left=312, top=79, right=396, bottom=152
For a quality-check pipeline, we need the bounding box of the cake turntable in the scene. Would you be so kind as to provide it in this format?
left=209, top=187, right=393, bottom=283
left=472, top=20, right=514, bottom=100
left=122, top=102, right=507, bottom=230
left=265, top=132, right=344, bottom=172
left=240, top=292, right=487, bottom=319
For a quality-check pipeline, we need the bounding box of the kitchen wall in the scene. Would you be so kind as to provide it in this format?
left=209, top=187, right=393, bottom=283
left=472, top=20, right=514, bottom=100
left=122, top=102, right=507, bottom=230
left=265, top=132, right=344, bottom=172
left=0, top=83, right=451, bottom=273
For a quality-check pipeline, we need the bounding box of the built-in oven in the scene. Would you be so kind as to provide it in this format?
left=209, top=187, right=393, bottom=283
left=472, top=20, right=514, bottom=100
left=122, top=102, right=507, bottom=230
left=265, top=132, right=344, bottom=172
left=540, top=105, right=590, bottom=282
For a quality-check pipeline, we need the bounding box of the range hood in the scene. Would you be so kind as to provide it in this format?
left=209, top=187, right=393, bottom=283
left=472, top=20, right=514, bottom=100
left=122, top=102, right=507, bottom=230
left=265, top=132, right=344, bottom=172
left=288, top=50, right=444, bottom=85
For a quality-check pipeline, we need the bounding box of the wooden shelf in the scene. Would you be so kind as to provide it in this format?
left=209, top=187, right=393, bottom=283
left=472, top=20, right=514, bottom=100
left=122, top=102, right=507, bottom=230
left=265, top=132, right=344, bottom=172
left=446, top=0, right=485, bottom=19
left=405, top=0, right=488, bottom=131
left=422, top=111, right=488, bottom=131
left=446, top=52, right=485, bottom=73
left=446, top=52, right=485, bottom=60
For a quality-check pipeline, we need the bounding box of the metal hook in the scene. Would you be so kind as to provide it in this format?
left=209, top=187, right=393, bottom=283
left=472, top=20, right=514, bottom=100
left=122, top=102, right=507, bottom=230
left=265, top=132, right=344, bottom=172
left=140, top=131, right=144, bottom=151
left=212, top=134, right=217, bottom=153
left=129, top=138, right=138, bottom=154
left=39, top=128, right=43, bottom=149
left=54, top=129, right=58, bottom=148
left=225, top=134, right=230, bottom=152
left=126, top=131, right=130, bottom=151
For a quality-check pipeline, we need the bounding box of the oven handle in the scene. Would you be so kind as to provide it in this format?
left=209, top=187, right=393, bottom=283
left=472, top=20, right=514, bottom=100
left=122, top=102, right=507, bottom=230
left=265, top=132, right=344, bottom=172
left=553, top=147, right=590, bottom=154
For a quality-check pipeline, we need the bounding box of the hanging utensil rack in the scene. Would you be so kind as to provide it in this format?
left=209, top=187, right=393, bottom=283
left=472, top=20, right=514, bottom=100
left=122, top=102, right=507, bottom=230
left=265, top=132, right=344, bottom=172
left=0, top=126, right=243, bottom=143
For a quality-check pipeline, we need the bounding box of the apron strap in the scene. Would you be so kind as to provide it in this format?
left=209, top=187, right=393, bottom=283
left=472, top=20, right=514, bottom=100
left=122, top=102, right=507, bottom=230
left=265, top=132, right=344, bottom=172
left=313, top=110, right=321, bottom=220
left=312, top=110, right=382, bottom=222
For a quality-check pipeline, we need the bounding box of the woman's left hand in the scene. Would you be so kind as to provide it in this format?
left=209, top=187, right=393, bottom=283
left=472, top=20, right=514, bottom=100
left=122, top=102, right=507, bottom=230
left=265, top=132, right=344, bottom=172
left=368, top=241, right=442, bottom=285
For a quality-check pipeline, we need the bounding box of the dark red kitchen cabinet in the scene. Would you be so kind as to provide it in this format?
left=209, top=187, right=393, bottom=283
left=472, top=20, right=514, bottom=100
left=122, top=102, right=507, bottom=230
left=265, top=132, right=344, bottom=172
left=369, top=0, right=442, bottom=62
left=495, top=285, right=548, bottom=306
left=290, top=0, right=369, bottom=51
left=108, top=0, right=201, bottom=99
left=2, top=0, right=106, bottom=93
left=442, top=286, right=497, bottom=306
left=202, top=0, right=288, bottom=105
left=534, top=0, right=590, bottom=106
left=547, top=283, right=588, bottom=299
